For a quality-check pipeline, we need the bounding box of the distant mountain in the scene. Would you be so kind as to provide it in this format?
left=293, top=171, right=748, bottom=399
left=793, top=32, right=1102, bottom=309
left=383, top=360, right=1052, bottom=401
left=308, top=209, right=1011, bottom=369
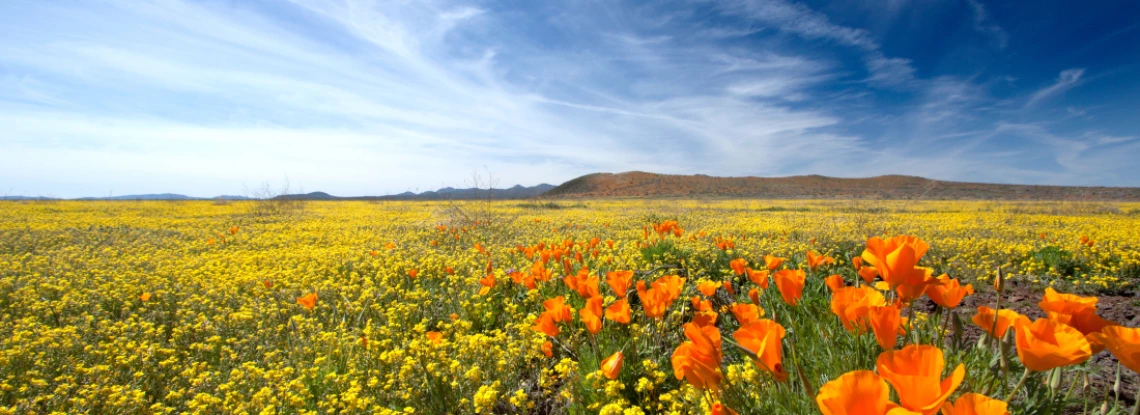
left=0, top=196, right=57, bottom=200
left=542, top=171, right=1140, bottom=201
left=273, top=184, right=557, bottom=201
left=75, top=193, right=196, bottom=201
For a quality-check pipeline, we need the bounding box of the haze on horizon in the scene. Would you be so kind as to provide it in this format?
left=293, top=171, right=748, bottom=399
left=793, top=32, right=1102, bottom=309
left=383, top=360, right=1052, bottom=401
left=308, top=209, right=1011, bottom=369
left=2, top=0, right=1139, bottom=198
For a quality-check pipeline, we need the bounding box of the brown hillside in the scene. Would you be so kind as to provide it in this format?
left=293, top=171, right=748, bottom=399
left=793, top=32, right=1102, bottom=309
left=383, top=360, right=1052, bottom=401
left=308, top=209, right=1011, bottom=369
left=541, top=172, right=1140, bottom=201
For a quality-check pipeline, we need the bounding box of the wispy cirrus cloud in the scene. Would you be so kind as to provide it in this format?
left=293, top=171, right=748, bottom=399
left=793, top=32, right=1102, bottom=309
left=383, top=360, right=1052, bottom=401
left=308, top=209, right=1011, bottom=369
left=1026, top=68, right=1086, bottom=108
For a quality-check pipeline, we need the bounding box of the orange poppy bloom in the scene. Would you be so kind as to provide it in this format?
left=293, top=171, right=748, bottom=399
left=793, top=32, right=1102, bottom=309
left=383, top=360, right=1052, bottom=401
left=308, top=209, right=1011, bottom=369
left=369, top=249, right=379, bottom=257
left=580, top=296, right=604, bottom=334
left=710, top=402, right=739, bottom=415
left=853, top=256, right=863, bottom=270
left=825, top=274, right=845, bottom=292
left=1048, top=309, right=1116, bottom=353
left=605, top=270, right=634, bottom=298
left=732, top=319, right=788, bottom=381
left=606, top=239, right=614, bottom=249
left=869, top=305, right=902, bottom=350
left=861, top=236, right=930, bottom=290
left=478, top=273, right=495, bottom=295
left=876, top=344, right=965, bottom=415
left=139, top=292, right=152, bottom=302
left=605, top=299, right=632, bottom=324
left=385, top=242, right=396, bottom=250
left=731, top=303, right=764, bottom=326
left=730, top=258, right=748, bottom=276
left=543, top=296, right=574, bottom=323
left=407, top=269, right=418, bottom=278
left=672, top=323, right=723, bottom=390
left=926, top=275, right=974, bottom=309
left=1014, top=317, right=1092, bottom=371
left=940, top=393, right=1009, bottom=415
left=830, top=286, right=886, bottom=332
left=297, top=293, right=318, bottom=310
left=541, top=341, right=553, bottom=358
left=894, top=267, right=936, bottom=304
left=972, top=306, right=1020, bottom=339
left=1038, top=287, right=1097, bottom=317
left=600, top=351, right=624, bottom=380
left=654, top=275, right=685, bottom=302
left=1089, top=326, right=1140, bottom=374
left=533, top=313, right=560, bottom=338
left=816, top=370, right=916, bottom=415
left=748, top=288, right=760, bottom=305
left=691, top=296, right=713, bottom=311
left=426, top=331, right=443, bottom=345
left=693, top=309, right=719, bottom=327
left=764, top=255, right=785, bottom=271
left=747, top=268, right=770, bottom=289
left=445, top=266, right=455, bottom=275
left=859, top=266, right=880, bottom=284
left=262, top=279, right=272, bottom=289
left=698, top=281, right=720, bottom=297
left=774, top=269, right=806, bottom=306
left=807, top=251, right=835, bottom=271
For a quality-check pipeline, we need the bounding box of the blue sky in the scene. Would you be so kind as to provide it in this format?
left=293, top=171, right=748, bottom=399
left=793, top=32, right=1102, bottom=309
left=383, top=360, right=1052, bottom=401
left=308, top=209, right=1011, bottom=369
left=2, top=0, right=1139, bottom=197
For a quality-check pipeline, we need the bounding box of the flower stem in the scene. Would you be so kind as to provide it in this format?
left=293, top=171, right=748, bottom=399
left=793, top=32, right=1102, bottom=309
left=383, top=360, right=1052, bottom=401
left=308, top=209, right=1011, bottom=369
left=1005, top=368, right=1032, bottom=403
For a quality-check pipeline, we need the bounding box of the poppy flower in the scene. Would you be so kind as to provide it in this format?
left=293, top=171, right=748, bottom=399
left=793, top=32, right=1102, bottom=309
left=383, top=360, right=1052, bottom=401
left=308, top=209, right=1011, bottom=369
left=605, top=270, right=634, bottom=298
left=859, top=266, right=880, bottom=284
left=876, top=344, right=965, bottom=415
left=731, top=303, right=764, bottom=326
left=653, top=275, right=685, bottom=302
left=426, top=331, right=443, bottom=345
left=853, top=256, right=863, bottom=270
left=1048, top=309, right=1116, bottom=353
left=692, top=296, right=713, bottom=312
left=637, top=282, right=668, bottom=319
left=606, top=239, right=614, bottom=249
left=807, top=251, right=835, bottom=271
left=747, top=268, right=770, bottom=289
left=385, top=242, right=396, bottom=250
left=580, top=296, right=604, bottom=334
left=139, top=292, right=152, bottom=302
left=605, top=299, right=631, bottom=324
left=543, top=296, right=574, bottom=323
left=369, top=249, right=379, bottom=257
left=478, top=273, right=495, bottom=295
left=407, top=269, right=418, bottom=278
left=710, top=402, right=739, bottom=415
left=869, top=305, right=902, bottom=350
left=748, top=288, right=761, bottom=305
left=698, top=281, right=720, bottom=297
left=541, top=341, right=554, bottom=358
left=825, top=274, right=845, bottom=292
left=764, top=255, right=785, bottom=271
left=926, top=275, right=974, bottom=309
left=600, top=351, right=624, bottom=380
left=730, top=258, right=748, bottom=276
left=940, top=393, right=1009, bottom=415
left=574, top=273, right=601, bottom=299
left=830, top=286, right=886, bottom=332
left=672, top=322, right=723, bottom=389
left=732, top=319, right=788, bottom=381
left=693, top=309, right=719, bottom=327
left=262, top=279, right=272, bottom=289
left=971, top=306, right=1020, bottom=340
left=816, top=370, right=916, bottom=415
left=533, top=313, right=560, bottom=338
left=1089, top=326, right=1140, bottom=374
left=861, top=236, right=930, bottom=292
left=297, top=293, right=318, bottom=310
left=1013, top=317, right=1092, bottom=372
left=774, top=269, right=806, bottom=306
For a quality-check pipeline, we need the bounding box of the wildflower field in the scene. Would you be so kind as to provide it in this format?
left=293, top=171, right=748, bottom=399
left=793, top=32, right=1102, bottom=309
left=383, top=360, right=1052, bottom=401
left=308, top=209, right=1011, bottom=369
left=1, top=199, right=1139, bottom=415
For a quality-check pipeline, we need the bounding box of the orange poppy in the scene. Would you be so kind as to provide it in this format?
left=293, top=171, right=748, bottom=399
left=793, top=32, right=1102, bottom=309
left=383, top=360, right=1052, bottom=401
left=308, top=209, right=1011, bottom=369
left=407, top=269, right=418, bottom=278
left=732, top=319, right=788, bottom=381
left=600, top=351, right=624, bottom=380
left=710, top=402, right=739, bottom=415
left=692, top=296, right=713, bottom=311
left=297, top=293, right=318, bottom=310
left=385, top=242, right=396, bottom=250
left=816, top=370, right=916, bottom=415
left=654, top=275, right=685, bottom=302
left=807, top=251, right=835, bottom=271
left=926, top=275, right=974, bottom=309
left=574, top=273, right=600, bottom=299
left=731, top=303, right=764, bottom=326
left=859, top=266, right=880, bottom=284
left=876, top=344, right=965, bottom=415
left=1014, top=317, right=1092, bottom=372
left=606, top=239, right=614, bottom=249
left=580, top=296, right=604, bottom=334
left=426, top=331, right=443, bottom=345
left=478, top=273, right=495, bottom=295
left=764, top=255, right=786, bottom=271
left=541, top=341, right=554, bottom=358
left=830, top=286, right=886, bottom=332
left=1089, top=326, right=1140, bottom=374
left=262, top=279, right=272, bottom=289
left=369, top=249, right=379, bottom=257
left=1038, top=287, right=1097, bottom=316
left=825, top=274, right=845, bottom=292
left=605, top=270, right=634, bottom=298
left=139, top=292, right=152, bottom=302
left=861, top=236, right=930, bottom=291
left=533, top=313, right=560, bottom=338
left=940, top=393, right=1009, bottom=415
left=693, top=309, right=719, bottom=328
left=229, top=225, right=239, bottom=235
left=747, top=268, right=770, bottom=289
left=748, top=288, right=760, bottom=305
left=605, top=299, right=632, bottom=324
left=698, top=281, right=720, bottom=297
left=869, top=305, right=902, bottom=350
left=971, top=306, right=1020, bottom=340
left=1048, top=309, right=1116, bottom=353
left=773, top=269, right=806, bottom=306
left=672, top=322, right=723, bottom=389
left=853, top=256, right=863, bottom=270
left=730, top=258, right=748, bottom=276
left=542, top=296, right=575, bottom=323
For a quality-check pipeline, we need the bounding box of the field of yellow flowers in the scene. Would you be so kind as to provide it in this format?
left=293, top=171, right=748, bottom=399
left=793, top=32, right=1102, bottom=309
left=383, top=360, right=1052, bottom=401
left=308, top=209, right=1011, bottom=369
left=1, top=199, right=1139, bottom=414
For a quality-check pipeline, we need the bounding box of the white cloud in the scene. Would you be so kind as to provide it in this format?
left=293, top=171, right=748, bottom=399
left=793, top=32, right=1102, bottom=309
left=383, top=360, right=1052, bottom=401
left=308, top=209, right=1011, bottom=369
left=1026, top=68, right=1085, bottom=108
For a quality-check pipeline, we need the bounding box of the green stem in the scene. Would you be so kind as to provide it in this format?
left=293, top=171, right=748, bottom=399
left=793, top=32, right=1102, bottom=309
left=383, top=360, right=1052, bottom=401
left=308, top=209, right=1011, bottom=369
left=1005, top=368, right=1032, bottom=403
left=1132, top=381, right=1140, bottom=415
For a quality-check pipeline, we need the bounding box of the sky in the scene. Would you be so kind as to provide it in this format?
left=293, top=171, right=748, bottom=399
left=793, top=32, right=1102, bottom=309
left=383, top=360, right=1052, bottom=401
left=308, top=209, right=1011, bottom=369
left=2, top=0, right=1139, bottom=198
